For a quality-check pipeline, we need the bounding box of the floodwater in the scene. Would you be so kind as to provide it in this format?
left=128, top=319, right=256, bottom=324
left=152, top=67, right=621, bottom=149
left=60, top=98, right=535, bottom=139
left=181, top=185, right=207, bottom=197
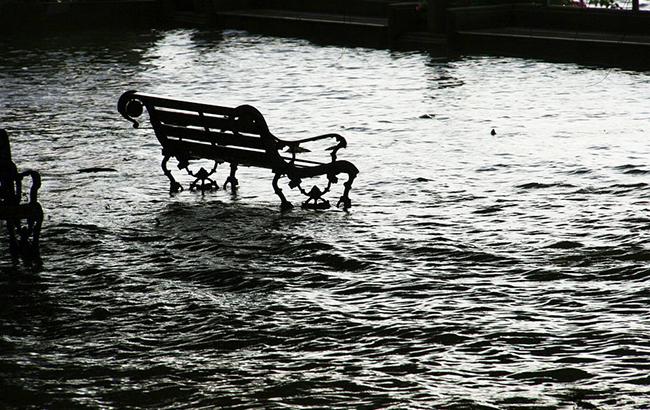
left=1, top=28, right=650, bottom=409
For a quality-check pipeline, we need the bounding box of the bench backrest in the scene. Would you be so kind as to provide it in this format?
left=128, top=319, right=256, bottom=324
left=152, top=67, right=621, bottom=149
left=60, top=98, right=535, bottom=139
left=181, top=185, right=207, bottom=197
left=117, top=91, right=287, bottom=170
left=0, top=129, right=19, bottom=205
left=0, top=129, right=41, bottom=208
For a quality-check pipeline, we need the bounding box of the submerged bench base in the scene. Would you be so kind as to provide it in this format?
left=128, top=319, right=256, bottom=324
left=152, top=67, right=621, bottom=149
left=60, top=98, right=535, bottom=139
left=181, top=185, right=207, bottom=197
left=118, top=91, right=359, bottom=211
left=1, top=130, right=43, bottom=265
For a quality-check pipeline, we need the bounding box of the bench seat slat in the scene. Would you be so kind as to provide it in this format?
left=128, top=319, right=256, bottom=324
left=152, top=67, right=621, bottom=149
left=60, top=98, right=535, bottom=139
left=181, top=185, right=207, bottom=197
left=152, top=108, right=263, bottom=136
left=167, top=139, right=270, bottom=168
left=166, top=140, right=325, bottom=169
left=154, top=109, right=232, bottom=130
left=140, top=94, right=234, bottom=117
left=159, top=124, right=267, bottom=150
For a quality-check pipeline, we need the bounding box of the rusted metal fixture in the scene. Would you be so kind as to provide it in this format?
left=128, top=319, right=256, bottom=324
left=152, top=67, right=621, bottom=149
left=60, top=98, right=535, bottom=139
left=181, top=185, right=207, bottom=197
left=117, top=90, right=359, bottom=210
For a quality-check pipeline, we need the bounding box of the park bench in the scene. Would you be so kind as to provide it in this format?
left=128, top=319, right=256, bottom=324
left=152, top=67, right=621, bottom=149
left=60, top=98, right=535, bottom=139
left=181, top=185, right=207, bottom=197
left=117, top=90, right=359, bottom=210
left=0, top=129, right=43, bottom=263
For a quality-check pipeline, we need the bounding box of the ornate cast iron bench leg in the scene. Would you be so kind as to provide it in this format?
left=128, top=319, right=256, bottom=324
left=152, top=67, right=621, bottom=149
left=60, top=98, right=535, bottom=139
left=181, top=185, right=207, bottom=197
left=15, top=207, right=42, bottom=263
left=162, top=155, right=183, bottom=193
left=272, top=172, right=293, bottom=211
left=337, top=171, right=358, bottom=210
left=290, top=163, right=358, bottom=211
left=223, top=163, right=239, bottom=193
left=30, top=209, right=43, bottom=262
left=188, top=166, right=219, bottom=193
left=6, top=221, right=19, bottom=260
left=302, top=185, right=331, bottom=210
left=5, top=200, right=43, bottom=265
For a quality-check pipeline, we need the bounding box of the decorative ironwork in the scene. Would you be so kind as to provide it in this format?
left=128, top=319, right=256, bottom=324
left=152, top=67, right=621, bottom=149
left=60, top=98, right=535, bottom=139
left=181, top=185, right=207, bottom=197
left=186, top=162, right=219, bottom=193
left=118, top=90, right=359, bottom=210
left=223, top=163, right=239, bottom=192
left=0, top=129, right=43, bottom=266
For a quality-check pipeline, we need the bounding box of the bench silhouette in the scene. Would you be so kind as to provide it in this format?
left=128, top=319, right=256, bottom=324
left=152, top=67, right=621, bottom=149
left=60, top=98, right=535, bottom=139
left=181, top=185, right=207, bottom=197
left=0, top=129, right=43, bottom=263
left=117, top=91, right=358, bottom=210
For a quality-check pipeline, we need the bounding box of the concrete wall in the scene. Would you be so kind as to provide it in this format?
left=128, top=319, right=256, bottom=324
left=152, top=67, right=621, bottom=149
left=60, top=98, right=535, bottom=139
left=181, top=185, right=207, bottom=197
left=447, top=3, right=650, bottom=34
left=514, top=4, right=650, bottom=34
left=447, top=4, right=515, bottom=31
left=0, top=0, right=163, bottom=34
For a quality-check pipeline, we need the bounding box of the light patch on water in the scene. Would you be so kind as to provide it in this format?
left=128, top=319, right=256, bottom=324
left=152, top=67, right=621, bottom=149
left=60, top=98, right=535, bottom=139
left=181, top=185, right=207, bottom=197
left=1, top=28, right=650, bottom=409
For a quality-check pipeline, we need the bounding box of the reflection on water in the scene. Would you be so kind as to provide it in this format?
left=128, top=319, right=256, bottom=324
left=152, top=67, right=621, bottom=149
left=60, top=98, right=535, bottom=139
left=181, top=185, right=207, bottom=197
left=2, top=28, right=650, bottom=408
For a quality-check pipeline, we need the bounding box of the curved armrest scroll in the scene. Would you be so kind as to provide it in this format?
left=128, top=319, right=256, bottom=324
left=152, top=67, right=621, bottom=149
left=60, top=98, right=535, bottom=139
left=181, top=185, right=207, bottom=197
left=117, top=90, right=144, bottom=129
left=276, top=133, right=348, bottom=162
left=277, top=133, right=346, bottom=148
left=17, top=170, right=41, bottom=204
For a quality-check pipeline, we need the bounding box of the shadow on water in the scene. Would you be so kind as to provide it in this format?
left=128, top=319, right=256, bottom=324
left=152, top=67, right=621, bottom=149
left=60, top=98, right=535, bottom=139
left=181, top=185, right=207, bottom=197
left=35, top=199, right=360, bottom=291
left=144, top=201, right=371, bottom=287
left=0, top=268, right=62, bottom=408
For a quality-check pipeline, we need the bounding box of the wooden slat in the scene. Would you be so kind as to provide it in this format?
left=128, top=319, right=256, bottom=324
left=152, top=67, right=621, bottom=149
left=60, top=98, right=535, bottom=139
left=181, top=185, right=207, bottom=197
left=166, top=139, right=326, bottom=169
left=167, top=140, right=271, bottom=168
left=159, top=124, right=267, bottom=150
left=155, top=109, right=231, bottom=130
left=152, top=107, right=263, bottom=135
left=132, top=92, right=329, bottom=171
left=139, top=93, right=234, bottom=117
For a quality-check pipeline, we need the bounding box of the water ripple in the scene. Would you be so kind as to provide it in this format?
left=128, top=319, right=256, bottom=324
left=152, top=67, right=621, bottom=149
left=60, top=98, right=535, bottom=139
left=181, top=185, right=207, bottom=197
left=2, top=28, right=650, bottom=409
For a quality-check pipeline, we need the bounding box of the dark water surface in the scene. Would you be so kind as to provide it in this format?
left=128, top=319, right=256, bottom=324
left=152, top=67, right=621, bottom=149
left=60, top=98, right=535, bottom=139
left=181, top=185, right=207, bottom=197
left=2, top=29, right=650, bottom=408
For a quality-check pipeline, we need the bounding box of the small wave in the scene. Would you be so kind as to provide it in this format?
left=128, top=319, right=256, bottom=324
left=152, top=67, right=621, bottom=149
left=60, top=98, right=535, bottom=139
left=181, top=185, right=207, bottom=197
left=565, top=168, right=592, bottom=175
left=522, top=269, right=571, bottom=281
left=511, top=367, right=593, bottom=383
left=545, top=240, right=584, bottom=249
left=617, top=249, right=650, bottom=262
left=623, top=169, right=650, bottom=175
left=610, top=183, right=649, bottom=194
left=279, top=241, right=335, bottom=255
left=428, top=332, right=471, bottom=345
left=571, top=187, right=611, bottom=195
left=78, top=167, right=118, bottom=173
left=413, top=177, right=431, bottom=182
left=410, top=245, right=513, bottom=264
left=443, top=398, right=500, bottom=410
left=473, top=204, right=514, bottom=214
left=376, top=362, right=423, bottom=375
left=516, top=182, right=576, bottom=190
left=119, top=234, right=167, bottom=243
left=458, top=250, right=515, bottom=263
left=476, top=163, right=512, bottom=172
left=613, top=164, right=645, bottom=171
left=411, top=245, right=458, bottom=255
left=310, top=252, right=371, bottom=272
left=621, top=217, right=650, bottom=224
left=628, top=376, right=650, bottom=385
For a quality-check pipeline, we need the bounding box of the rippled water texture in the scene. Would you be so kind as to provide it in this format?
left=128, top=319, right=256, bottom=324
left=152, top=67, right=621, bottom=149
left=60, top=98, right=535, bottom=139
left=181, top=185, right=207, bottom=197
left=2, top=29, right=650, bottom=408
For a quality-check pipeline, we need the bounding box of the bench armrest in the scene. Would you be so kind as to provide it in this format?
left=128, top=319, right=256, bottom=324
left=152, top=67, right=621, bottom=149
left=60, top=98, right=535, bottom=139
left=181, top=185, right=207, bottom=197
left=277, top=133, right=348, bottom=162
left=17, top=170, right=41, bottom=204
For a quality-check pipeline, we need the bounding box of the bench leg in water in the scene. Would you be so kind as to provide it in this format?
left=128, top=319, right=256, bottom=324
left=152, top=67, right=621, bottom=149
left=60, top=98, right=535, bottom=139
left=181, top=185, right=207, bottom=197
left=32, top=213, right=42, bottom=262
left=189, top=166, right=219, bottom=193
left=6, top=206, right=43, bottom=266
left=223, top=163, right=239, bottom=193
left=6, top=222, right=19, bottom=259
left=301, top=185, right=331, bottom=210
left=272, top=173, right=293, bottom=211
left=161, top=155, right=183, bottom=193
left=336, top=171, right=357, bottom=210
